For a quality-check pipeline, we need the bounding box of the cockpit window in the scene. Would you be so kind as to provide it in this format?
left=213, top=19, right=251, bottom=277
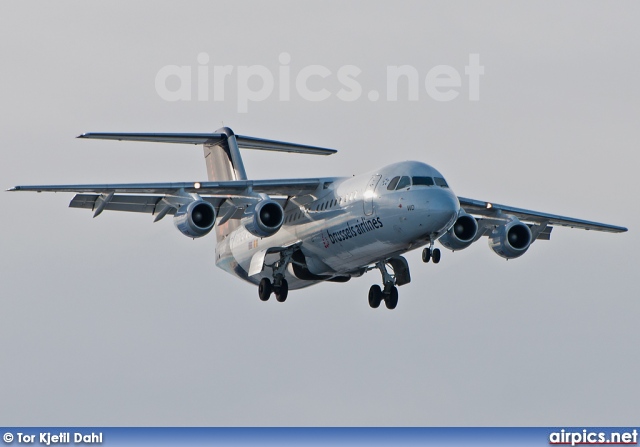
left=387, top=176, right=400, bottom=190
left=434, top=177, right=449, bottom=188
left=412, top=176, right=435, bottom=186
left=395, top=176, right=411, bottom=190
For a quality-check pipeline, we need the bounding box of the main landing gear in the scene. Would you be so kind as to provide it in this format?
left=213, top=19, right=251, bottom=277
left=368, top=257, right=410, bottom=310
left=257, top=247, right=293, bottom=303
left=258, top=277, right=288, bottom=302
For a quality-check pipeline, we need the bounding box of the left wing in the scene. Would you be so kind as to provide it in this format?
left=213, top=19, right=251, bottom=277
left=458, top=196, right=627, bottom=234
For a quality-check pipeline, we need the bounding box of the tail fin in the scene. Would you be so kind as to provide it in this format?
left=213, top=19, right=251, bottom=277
left=203, top=127, right=247, bottom=181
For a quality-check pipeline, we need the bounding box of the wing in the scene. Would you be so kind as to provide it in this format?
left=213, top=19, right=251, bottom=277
left=8, top=178, right=336, bottom=196
left=8, top=178, right=339, bottom=218
left=458, top=196, right=628, bottom=236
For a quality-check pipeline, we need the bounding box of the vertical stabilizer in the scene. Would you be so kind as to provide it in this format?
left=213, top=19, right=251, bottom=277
left=203, top=127, right=247, bottom=181
left=203, top=127, right=246, bottom=242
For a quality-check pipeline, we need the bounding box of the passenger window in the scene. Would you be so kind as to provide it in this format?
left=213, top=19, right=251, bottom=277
left=412, top=176, right=434, bottom=186
left=434, top=177, right=449, bottom=188
left=387, top=176, right=400, bottom=190
left=396, top=176, right=411, bottom=190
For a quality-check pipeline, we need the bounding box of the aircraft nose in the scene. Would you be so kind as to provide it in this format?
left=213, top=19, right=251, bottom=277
left=427, top=189, right=459, bottom=230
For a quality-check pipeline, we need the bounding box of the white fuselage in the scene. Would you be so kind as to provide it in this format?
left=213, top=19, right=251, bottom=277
left=215, top=161, right=460, bottom=289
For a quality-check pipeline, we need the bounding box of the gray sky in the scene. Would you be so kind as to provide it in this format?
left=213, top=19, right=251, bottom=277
left=1, top=1, right=638, bottom=426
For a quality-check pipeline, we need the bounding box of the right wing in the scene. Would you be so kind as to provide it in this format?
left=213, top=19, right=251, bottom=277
left=8, top=178, right=335, bottom=196
left=8, top=178, right=340, bottom=217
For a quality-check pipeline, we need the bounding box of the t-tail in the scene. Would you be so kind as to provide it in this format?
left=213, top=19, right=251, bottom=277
left=77, top=126, right=336, bottom=241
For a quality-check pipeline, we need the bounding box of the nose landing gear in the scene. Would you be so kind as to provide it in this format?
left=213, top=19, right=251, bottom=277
left=422, top=239, right=441, bottom=264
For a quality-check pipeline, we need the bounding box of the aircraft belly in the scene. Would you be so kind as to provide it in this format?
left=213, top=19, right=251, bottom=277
left=216, top=225, right=316, bottom=289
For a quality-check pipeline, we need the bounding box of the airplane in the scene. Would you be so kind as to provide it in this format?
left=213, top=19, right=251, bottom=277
left=8, top=127, right=628, bottom=310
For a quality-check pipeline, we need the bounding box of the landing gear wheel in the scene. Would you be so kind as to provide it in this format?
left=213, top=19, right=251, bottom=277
left=422, top=247, right=431, bottom=263
left=432, top=248, right=441, bottom=264
left=258, top=278, right=272, bottom=301
left=275, top=279, right=289, bottom=302
left=384, top=286, right=399, bottom=310
left=368, top=285, right=383, bottom=308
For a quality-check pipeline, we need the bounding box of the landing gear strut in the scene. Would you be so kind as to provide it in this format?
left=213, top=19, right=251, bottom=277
left=368, top=260, right=401, bottom=310
left=257, top=247, right=294, bottom=303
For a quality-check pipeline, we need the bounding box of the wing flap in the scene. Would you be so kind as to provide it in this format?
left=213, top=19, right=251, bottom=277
left=68, top=194, right=230, bottom=216
left=69, top=194, right=166, bottom=214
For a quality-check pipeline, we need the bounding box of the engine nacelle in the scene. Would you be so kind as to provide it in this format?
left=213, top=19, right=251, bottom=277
left=242, top=199, right=285, bottom=238
left=439, top=212, right=478, bottom=251
left=173, top=200, right=216, bottom=238
left=488, top=217, right=532, bottom=259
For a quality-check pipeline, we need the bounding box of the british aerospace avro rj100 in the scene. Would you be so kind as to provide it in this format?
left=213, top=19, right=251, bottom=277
left=9, top=127, right=627, bottom=310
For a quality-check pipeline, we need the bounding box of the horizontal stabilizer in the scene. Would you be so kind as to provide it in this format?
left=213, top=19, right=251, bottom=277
left=235, top=135, right=336, bottom=155
left=77, top=132, right=337, bottom=155
left=77, top=133, right=222, bottom=145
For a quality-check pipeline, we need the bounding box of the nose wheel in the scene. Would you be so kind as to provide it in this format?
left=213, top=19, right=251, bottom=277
left=422, top=244, right=441, bottom=264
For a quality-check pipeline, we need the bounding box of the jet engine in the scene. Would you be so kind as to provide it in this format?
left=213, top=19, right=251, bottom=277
left=439, top=212, right=478, bottom=251
left=488, top=217, right=532, bottom=259
left=242, top=199, right=285, bottom=238
left=173, top=200, right=216, bottom=238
